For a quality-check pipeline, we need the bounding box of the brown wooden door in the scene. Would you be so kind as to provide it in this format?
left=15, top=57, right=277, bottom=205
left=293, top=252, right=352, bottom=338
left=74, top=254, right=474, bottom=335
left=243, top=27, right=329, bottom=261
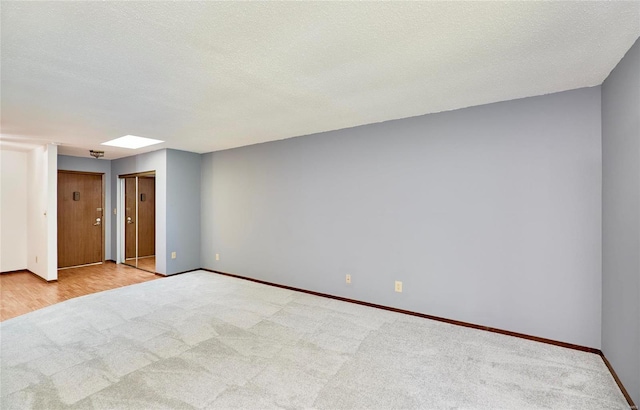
left=58, top=171, right=104, bottom=268
left=138, top=176, right=155, bottom=258
left=125, top=177, right=136, bottom=260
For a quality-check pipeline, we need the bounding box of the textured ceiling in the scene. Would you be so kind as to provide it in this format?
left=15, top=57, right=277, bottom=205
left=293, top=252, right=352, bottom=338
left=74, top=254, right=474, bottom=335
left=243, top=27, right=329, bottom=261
left=1, top=2, right=639, bottom=159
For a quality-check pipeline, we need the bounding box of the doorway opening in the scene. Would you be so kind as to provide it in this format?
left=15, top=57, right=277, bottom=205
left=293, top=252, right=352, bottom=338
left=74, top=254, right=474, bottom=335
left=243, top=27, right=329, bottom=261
left=119, top=172, right=156, bottom=273
left=57, top=170, right=105, bottom=269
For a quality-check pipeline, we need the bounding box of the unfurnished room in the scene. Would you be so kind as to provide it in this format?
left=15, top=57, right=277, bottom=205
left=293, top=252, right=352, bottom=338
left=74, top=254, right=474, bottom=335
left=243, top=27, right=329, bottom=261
left=0, top=1, right=639, bottom=409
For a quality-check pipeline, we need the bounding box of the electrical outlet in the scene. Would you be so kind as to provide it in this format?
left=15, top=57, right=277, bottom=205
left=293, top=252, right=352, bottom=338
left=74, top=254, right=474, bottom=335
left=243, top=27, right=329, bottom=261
left=215, top=253, right=220, bottom=261
left=346, top=274, right=351, bottom=284
left=395, top=281, right=403, bottom=293
left=113, top=208, right=117, bottom=215
left=171, top=252, right=177, bottom=259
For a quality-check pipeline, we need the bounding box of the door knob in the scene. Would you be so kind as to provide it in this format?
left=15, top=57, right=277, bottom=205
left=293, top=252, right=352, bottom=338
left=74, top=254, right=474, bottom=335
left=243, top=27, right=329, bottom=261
left=127, top=216, right=134, bottom=224
left=94, top=217, right=101, bottom=226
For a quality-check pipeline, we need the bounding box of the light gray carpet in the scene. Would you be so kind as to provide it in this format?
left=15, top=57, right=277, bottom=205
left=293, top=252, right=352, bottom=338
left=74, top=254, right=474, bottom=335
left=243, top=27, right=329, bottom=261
left=0, top=271, right=629, bottom=409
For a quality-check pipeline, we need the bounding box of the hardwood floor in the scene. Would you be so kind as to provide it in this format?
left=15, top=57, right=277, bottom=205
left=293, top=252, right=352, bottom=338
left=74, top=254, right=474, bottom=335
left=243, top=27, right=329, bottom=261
left=0, top=261, right=159, bottom=321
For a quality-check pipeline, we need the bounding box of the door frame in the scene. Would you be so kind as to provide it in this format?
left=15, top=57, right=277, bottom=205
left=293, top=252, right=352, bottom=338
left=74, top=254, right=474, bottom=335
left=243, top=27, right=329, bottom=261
left=57, top=170, right=106, bottom=266
left=117, top=171, right=156, bottom=266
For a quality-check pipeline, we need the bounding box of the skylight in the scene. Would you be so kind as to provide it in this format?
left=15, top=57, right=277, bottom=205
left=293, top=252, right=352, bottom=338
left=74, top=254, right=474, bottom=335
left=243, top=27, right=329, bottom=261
left=101, top=135, right=164, bottom=149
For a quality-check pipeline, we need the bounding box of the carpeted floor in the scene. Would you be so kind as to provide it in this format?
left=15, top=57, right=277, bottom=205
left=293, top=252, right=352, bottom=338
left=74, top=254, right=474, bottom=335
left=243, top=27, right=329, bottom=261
left=0, top=271, right=629, bottom=409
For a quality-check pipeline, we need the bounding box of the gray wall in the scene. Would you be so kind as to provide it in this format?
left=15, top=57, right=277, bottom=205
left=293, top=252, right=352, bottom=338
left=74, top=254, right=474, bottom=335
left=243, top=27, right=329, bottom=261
left=110, top=148, right=201, bottom=276
left=58, top=149, right=201, bottom=276
left=201, top=87, right=603, bottom=348
left=166, top=149, right=201, bottom=275
left=602, top=37, right=640, bottom=405
left=112, top=149, right=167, bottom=274
left=58, top=155, right=113, bottom=259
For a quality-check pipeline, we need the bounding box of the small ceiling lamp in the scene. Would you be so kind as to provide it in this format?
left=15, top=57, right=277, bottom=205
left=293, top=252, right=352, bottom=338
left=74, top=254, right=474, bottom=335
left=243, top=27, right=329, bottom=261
left=90, top=150, right=104, bottom=159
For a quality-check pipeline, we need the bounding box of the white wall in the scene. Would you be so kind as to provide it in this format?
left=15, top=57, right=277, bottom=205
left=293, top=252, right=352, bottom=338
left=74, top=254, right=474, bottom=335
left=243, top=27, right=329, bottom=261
left=202, top=87, right=602, bottom=348
left=0, top=150, right=28, bottom=272
left=26, top=144, right=57, bottom=281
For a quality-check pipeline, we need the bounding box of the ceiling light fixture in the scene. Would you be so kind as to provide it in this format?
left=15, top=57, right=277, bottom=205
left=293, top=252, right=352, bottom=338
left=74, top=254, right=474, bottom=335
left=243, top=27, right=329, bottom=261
left=90, top=150, right=104, bottom=159
left=101, top=135, right=164, bottom=149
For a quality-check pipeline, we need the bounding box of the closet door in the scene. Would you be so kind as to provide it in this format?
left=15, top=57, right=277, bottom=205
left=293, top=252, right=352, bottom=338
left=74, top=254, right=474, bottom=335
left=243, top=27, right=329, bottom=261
left=121, top=174, right=156, bottom=272
left=124, top=177, right=137, bottom=264
left=137, top=176, right=155, bottom=258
